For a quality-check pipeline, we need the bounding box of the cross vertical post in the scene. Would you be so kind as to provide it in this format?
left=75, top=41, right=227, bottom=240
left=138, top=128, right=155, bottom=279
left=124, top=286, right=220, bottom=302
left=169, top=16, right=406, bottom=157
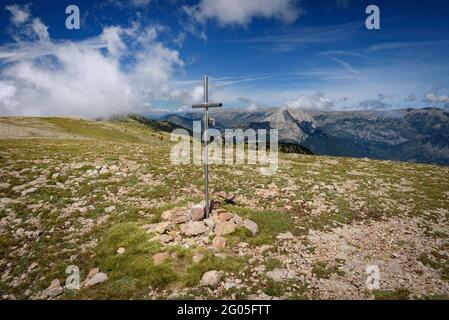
left=192, top=75, right=223, bottom=219
left=203, top=75, right=209, bottom=219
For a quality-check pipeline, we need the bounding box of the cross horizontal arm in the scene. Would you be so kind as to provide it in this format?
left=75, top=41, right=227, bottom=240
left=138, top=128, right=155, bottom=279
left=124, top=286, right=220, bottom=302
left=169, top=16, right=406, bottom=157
left=192, top=103, right=223, bottom=109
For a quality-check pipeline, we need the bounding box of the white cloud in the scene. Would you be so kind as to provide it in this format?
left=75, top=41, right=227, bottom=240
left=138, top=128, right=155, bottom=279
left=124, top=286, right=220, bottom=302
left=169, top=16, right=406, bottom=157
left=330, top=57, right=358, bottom=75
left=286, top=92, right=336, bottom=110
left=30, top=18, right=49, bottom=42
left=0, top=8, right=190, bottom=118
left=186, top=0, right=301, bottom=26
left=130, top=0, right=152, bottom=7
left=5, top=4, right=30, bottom=25
left=424, top=89, right=449, bottom=108
left=368, top=40, right=449, bottom=52
left=247, top=102, right=260, bottom=111
left=4, top=4, right=50, bottom=42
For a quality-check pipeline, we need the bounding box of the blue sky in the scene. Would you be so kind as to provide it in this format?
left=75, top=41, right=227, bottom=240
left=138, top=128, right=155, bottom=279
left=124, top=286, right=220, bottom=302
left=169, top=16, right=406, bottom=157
left=0, top=0, right=449, bottom=117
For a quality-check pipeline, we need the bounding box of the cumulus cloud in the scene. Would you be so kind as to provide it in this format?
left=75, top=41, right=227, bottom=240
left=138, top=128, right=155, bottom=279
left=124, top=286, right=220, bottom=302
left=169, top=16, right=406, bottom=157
left=236, top=96, right=262, bottom=111
left=424, top=89, right=449, bottom=108
left=286, top=92, right=336, bottom=111
left=0, top=5, right=201, bottom=118
left=185, top=0, right=301, bottom=26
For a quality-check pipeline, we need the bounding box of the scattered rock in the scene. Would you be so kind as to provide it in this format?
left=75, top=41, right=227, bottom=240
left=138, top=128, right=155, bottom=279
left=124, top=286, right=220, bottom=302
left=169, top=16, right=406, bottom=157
left=190, top=204, right=205, bottom=221
left=200, top=270, right=223, bottom=287
left=144, top=222, right=171, bottom=234
left=87, top=268, right=99, bottom=279
left=212, top=236, right=227, bottom=250
left=218, top=211, right=233, bottom=222
left=41, top=279, right=63, bottom=298
left=159, top=234, right=173, bottom=244
left=215, top=221, right=236, bottom=236
left=276, top=232, right=294, bottom=240
left=85, top=272, right=108, bottom=287
left=259, top=245, right=273, bottom=253
left=244, top=219, right=258, bottom=236
left=21, top=188, right=37, bottom=197
left=204, top=218, right=215, bottom=229
left=117, top=247, right=125, bottom=255
left=181, top=221, right=207, bottom=236
left=28, top=262, right=38, bottom=271
left=99, top=167, right=109, bottom=175
left=15, top=228, right=24, bottom=237
left=233, top=214, right=244, bottom=226
left=224, top=280, right=239, bottom=290
left=162, top=209, right=190, bottom=224
left=153, top=252, right=170, bottom=266
left=266, top=268, right=296, bottom=282
left=104, top=205, right=116, bottom=213
left=247, top=292, right=273, bottom=300
left=216, top=191, right=236, bottom=204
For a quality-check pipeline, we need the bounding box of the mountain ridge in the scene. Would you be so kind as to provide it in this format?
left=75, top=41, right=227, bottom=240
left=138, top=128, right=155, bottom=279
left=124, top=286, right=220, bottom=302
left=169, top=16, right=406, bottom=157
left=161, top=107, right=449, bottom=166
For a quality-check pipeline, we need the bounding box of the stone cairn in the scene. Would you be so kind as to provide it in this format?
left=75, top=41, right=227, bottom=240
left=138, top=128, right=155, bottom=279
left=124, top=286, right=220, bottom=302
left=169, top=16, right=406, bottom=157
left=141, top=192, right=258, bottom=250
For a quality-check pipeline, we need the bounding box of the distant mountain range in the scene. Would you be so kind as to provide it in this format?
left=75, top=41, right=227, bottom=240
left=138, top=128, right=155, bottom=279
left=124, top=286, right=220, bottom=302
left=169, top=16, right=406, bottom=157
left=160, top=107, right=449, bottom=166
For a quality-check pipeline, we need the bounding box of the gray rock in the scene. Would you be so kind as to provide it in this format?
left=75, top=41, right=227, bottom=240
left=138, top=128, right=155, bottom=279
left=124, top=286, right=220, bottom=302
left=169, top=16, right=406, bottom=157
left=161, top=208, right=189, bottom=223
left=266, top=268, right=296, bottom=282
left=217, top=211, right=233, bottom=222
left=200, top=270, right=223, bottom=287
left=42, top=279, right=63, bottom=298
left=212, top=236, right=227, bottom=250
left=244, top=219, right=258, bottom=236
left=181, top=221, right=207, bottom=236
left=144, top=222, right=171, bottom=234
left=190, top=204, right=205, bottom=221
left=233, top=214, right=244, bottom=226
left=87, top=268, right=99, bottom=279
left=276, top=232, right=294, bottom=240
left=158, top=234, right=173, bottom=244
left=215, top=221, right=236, bottom=236
left=204, top=218, right=215, bottom=229
left=85, top=272, right=108, bottom=287
left=117, top=247, right=125, bottom=255
left=104, top=205, right=116, bottom=213
left=247, top=292, right=273, bottom=300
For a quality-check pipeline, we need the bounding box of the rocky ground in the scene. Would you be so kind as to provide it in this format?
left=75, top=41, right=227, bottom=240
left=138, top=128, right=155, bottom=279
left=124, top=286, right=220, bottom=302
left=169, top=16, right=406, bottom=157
left=0, top=116, right=448, bottom=300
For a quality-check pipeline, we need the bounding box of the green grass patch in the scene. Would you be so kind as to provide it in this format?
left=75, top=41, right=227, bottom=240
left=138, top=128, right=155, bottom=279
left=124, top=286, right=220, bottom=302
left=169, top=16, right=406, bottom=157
left=312, top=261, right=345, bottom=279
left=372, top=289, right=411, bottom=300
left=224, top=206, right=295, bottom=245
left=183, top=251, right=246, bottom=287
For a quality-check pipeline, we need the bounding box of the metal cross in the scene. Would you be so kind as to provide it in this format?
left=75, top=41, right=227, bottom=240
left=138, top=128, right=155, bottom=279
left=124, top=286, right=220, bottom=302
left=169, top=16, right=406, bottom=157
left=192, top=75, right=223, bottom=218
